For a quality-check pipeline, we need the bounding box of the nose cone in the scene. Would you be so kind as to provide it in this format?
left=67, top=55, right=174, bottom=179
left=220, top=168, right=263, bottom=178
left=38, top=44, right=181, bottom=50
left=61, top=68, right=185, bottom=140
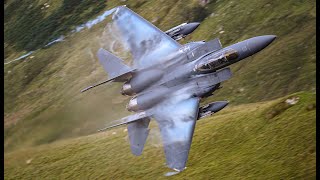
left=248, top=35, right=276, bottom=54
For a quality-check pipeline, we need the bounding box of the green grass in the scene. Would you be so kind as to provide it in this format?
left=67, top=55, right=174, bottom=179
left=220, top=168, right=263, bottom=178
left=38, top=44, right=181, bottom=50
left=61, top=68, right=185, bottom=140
left=4, top=0, right=316, bottom=153
left=4, top=0, right=107, bottom=52
left=4, top=92, right=316, bottom=179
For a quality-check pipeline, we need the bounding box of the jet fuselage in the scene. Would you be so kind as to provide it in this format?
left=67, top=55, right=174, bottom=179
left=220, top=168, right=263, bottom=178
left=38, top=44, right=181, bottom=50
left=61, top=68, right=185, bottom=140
left=125, top=35, right=276, bottom=112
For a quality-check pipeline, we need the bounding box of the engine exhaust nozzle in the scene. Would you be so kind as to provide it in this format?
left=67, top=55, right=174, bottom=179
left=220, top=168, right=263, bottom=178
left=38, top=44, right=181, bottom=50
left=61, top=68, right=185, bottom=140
left=127, top=97, right=139, bottom=112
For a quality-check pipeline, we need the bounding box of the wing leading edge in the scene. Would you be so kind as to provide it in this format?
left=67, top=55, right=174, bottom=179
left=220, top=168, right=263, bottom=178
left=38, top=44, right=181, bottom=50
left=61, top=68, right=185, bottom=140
left=152, top=97, right=200, bottom=171
left=111, top=6, right=181, bottom=68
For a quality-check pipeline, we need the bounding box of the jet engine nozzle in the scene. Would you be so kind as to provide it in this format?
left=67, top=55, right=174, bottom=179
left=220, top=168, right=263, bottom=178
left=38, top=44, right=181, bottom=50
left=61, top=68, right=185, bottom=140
left=126, top=87, right=170, bottom=112
left=121, top=69, right=164, bottom=96
left=127, top=97, right=139, bottom=112
left=121, top=82, right=134, bottom=96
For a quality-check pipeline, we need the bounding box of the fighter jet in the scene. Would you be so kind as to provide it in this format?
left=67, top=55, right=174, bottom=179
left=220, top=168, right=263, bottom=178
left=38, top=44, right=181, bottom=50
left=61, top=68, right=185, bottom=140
left=81, top=6, right=276, bottom=172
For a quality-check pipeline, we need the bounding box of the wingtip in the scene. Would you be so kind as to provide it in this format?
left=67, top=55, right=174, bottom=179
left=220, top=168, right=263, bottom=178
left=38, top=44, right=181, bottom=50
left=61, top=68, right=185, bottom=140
left=173, top=166, right=186, bottom=172
left=80, top=86, right=93, bottom=93
left=97, top=127, right=108, bottom=132
left=163, top=167, right=186, bottom=176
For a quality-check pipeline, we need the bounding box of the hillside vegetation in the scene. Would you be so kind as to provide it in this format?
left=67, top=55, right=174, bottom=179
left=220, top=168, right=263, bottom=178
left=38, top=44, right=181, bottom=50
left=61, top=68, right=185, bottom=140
left=4, top=92, right=316, bottom=179
left=4, top=0, right=316, bottom=152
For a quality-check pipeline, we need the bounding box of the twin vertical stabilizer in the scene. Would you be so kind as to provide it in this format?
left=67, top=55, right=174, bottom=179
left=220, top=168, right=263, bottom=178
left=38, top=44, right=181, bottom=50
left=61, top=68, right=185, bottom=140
left=97, top=48, right=134, bottom=81
left=98, top=111, right=151, bottom=156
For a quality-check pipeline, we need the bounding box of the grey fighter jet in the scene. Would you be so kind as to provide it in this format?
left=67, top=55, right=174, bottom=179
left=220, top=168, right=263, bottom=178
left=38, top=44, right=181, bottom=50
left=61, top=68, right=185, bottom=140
left=82, top=6, right=276, bottom=172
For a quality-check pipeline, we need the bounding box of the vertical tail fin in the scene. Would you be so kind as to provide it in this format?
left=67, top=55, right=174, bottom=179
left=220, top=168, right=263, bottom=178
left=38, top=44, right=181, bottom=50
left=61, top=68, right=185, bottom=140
left=127, top=118, right=150, bottom=156
left=97, top=48, right=133, bottom=79
left=97, top=112, right=151, bottom=155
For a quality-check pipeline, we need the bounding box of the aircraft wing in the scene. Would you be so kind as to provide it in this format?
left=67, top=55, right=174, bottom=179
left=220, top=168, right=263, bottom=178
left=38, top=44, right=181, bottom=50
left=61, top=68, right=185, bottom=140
left=151, top=97, right=200, bottom=171
left=111, top=6, right=181, bottom=68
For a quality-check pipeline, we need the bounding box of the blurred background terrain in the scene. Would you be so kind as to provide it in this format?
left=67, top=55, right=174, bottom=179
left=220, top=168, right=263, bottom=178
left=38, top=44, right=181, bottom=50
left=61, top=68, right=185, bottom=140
left=4, top=0, right=316, bottom=179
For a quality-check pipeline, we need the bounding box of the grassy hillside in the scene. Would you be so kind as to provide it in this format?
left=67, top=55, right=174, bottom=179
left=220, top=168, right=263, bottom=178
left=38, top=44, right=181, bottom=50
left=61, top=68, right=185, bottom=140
left=4, top=92, right=316, bottom=179
left=4, top=0, right=316, bottom=152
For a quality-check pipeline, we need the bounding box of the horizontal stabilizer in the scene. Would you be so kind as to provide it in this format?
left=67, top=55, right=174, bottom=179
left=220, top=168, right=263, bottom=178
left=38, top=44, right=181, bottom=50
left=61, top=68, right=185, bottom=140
left=97, top=48, right=134, bottom=81
left=97, top=111, right=149, bottom=132
left=80, top=78, right=114, bottom=93
left=80, top=70, right=132, bottom=93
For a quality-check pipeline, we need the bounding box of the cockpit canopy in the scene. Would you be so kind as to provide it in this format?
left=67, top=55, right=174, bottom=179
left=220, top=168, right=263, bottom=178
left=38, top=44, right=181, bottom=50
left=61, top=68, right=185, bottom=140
left=225, top=49, right=239, bottom=61
left=195, top=49, right=239, bottom=72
